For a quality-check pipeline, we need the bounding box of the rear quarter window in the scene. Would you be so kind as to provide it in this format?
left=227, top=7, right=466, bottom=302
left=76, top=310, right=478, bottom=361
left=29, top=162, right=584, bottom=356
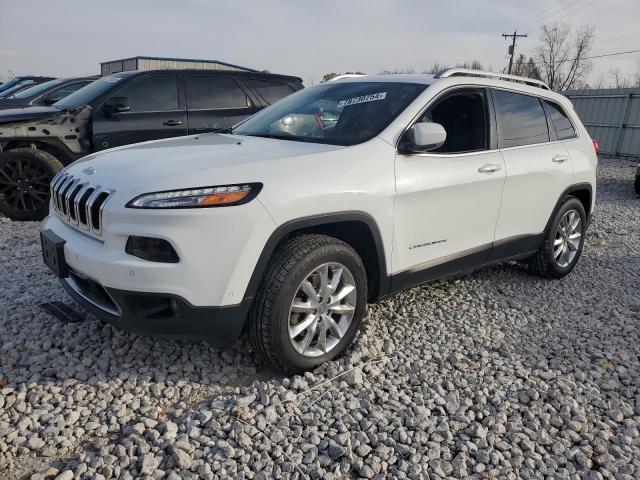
left=248, top=79, right=296, bottom=104
left=493, top=90, right=550, bottom=148
left=544, top=100, right=577, bottom=140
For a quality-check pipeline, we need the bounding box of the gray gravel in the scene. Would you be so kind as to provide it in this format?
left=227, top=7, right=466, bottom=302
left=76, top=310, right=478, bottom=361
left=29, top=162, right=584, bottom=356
left=1, top=157, right=639, bottom=479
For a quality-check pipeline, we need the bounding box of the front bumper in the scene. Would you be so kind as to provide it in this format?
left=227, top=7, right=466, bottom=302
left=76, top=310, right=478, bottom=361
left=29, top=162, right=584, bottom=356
left=60, top=272, right=250, bottom=348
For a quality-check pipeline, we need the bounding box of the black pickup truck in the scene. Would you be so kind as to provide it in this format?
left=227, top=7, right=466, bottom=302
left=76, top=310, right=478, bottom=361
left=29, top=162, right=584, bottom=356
left=0, top=69, right=303, bottom=220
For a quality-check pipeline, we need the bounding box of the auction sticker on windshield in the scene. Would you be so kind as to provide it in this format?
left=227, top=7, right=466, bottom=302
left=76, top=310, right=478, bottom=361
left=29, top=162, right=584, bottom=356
left=337, top=92, right=387, bottom=108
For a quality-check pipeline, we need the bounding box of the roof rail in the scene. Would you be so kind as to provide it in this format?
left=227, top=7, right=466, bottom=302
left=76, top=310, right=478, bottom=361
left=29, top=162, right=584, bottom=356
left=434, top=68, right=550, bottom=90
left=329, top=73, right=367, bottom=81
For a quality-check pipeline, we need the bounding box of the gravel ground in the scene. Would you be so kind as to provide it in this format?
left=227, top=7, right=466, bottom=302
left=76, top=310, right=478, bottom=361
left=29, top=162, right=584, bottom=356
left=1, top=157, right=639, bottom=480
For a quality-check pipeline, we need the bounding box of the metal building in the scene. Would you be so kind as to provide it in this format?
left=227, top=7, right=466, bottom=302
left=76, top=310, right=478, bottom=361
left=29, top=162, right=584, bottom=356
left=565, top=87, right=640, bottom=159
left=100, top=56, right=259, bottom=76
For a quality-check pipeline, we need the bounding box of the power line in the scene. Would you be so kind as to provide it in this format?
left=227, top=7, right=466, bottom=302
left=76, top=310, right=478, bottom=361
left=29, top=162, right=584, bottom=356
left=476, top=2, right=577, bottom=63
left=538, top=48, right=640, bottom=65
left=595, top=32, right=640, bottom=46
left=515, top=0, right=586, bottom=31
left=550, top=0, right=601, bottom=23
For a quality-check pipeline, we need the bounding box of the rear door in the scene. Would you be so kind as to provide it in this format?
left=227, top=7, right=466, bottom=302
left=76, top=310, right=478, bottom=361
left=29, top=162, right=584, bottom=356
left=92, top=73, right=187, bottom=150
left=185, top=74, right=260, bottom=134
left=491, top=89, right=573, bottom=253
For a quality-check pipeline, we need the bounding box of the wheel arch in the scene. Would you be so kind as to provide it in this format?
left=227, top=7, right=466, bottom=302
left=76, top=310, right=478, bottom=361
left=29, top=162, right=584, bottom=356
left=544, top=183, right=593, bottom=234
left=1, top=139, right=75, bottom=165
left=243, top=212, right=390, bottom=303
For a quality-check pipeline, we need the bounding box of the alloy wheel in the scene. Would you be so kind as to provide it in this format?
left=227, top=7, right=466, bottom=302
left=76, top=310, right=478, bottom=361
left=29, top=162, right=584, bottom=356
left=288, top=262, right=357, bottom=357
left=0, top=158, right=51, bottom=213
left=553, top=209, right=582, bottom=268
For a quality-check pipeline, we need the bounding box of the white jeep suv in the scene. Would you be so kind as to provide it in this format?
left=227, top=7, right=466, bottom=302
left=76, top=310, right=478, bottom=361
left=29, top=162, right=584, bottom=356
left=41, top=69, right=597, bottom=372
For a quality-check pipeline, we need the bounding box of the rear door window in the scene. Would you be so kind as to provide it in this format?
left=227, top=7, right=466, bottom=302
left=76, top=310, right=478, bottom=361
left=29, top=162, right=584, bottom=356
left=493, top=90, right=550, bottom=148
left=544, top=100, right=577, bottom=140
left=187, top=76, right=251, bottom=110
left=247, top=79, right=295, bottom=104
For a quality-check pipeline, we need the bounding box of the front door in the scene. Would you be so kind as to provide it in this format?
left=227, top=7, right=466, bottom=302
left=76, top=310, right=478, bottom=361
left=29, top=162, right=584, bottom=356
left=392, top=88, right=506, bottom=288
left=185, top=74, right=260, bottom=134
left=92, top=73, right=187, bottom=150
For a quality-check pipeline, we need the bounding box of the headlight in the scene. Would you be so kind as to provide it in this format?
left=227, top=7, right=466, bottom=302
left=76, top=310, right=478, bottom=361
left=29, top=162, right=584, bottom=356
left=127, top=183, right=262, bottom=209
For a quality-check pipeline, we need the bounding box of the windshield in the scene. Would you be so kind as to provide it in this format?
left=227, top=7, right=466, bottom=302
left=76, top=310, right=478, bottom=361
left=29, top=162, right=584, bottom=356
left=11, top=78, right=64, bottom=99
left=54, top=75, right=125, bottom=109
left=233, top=81, right=427, bottom=146
left=0, top=78, right=23, bottom=93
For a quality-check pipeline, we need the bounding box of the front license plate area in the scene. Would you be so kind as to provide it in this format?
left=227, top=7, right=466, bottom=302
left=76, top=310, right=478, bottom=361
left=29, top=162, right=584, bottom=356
left=40, top=229, right=69, bottom=278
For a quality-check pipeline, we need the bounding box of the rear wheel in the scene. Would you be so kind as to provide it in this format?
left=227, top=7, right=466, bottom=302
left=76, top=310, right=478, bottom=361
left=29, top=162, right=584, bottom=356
left=528, top=197, right=587, bottom=278
left=0, top=148, right=63, bottom=221
left=249, top=234, right=367, bottom=372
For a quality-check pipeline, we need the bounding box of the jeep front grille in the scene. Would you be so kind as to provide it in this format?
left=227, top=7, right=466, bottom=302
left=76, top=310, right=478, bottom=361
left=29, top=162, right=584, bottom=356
left=50, top=172, right=114, bottom=236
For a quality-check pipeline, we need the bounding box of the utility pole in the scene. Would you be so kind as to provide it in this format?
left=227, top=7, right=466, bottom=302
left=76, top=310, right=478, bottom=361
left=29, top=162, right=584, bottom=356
left=502, top=31, right=528, bottom=74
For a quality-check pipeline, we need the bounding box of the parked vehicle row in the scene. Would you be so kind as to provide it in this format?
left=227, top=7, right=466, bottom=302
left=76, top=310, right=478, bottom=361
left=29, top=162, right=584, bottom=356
left=0, top=69, right=303, bottom=220
left=40, top=69, right=597, bottom=371
left=0, top=76, right=97, bottom=110
left=0, top=76, right=56, bottom=99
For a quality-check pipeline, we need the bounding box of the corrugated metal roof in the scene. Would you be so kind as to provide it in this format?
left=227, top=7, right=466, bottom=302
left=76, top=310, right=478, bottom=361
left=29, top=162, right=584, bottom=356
left=100, top=56, right=258, bottom=73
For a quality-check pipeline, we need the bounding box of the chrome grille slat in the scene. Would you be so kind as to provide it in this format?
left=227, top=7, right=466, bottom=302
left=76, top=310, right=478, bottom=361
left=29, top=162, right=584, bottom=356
left=57, top=177, right=75, bottom=214
left=85, top=188, right=105, bottom=235
left=63, top=179, right=81, bottom=220
left=73, top=184, right=90, bottom=227
left=50, top=173, right=114, bottom=237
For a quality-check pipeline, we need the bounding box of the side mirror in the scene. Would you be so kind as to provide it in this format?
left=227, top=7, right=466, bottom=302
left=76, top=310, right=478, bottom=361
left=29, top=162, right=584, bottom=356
left=103, top=96, right=131, bottom=115
left=408, top=122, right=447, bottom=152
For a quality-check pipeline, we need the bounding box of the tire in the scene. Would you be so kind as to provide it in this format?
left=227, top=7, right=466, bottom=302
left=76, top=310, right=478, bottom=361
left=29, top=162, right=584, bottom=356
left=528, top=197, right=587, bottom=279
left=249, top=234, right=368, bottom=372
left=634, top=165, right=640, bottom=195
left=0, top=148, right=63, bottom=221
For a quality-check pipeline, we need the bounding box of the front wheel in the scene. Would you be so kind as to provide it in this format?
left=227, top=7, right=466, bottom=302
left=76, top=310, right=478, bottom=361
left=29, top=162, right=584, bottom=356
left=249, top=234, right=368, bottom=372
left=0, top=148, right=63, bottom=221
left=528, top=197, right=587, bottom=278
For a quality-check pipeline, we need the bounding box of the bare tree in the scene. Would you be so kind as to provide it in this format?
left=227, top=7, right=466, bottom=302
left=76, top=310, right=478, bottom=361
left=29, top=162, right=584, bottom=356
left=609, top=68, right=631, bottom=89
left=379, top=67, right=415, bottom=75
left=535, top=22, right=595, bottom=91
left=422, top=60, right=484, bottom=75
left=423, top=63, right=445, bottom=74
left=512, top=54, right=542, bottom=80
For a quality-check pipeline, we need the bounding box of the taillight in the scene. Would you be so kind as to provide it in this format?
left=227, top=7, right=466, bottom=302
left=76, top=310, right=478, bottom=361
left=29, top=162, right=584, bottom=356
left=592, top=139, right=599, bottom=153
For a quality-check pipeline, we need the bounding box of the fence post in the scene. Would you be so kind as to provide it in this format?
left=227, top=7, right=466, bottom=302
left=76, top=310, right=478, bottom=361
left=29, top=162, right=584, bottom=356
left=613, top=94, right=632, bottom=158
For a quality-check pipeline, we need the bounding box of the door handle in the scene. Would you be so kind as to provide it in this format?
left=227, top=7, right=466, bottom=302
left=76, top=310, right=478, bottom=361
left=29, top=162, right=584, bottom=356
left=163, top=120, right=183, bottom=126
left=478, top=163, right=502, bottom=174
left=552, top=154, right=568, bottom=163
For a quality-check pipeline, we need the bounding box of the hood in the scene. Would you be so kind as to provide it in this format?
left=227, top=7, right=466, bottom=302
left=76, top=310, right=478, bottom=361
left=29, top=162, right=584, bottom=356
left=0, top=99, right=31, bottom=110
left=66, top=133, right=344, bottom=195
left=0, top=105, right=61, bottom=124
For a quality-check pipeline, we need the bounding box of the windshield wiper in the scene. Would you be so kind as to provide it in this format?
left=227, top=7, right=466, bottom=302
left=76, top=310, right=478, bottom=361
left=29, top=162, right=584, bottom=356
left=239, top=133, right=297, bottom=141
left=212, top=126, right=233, bottom=134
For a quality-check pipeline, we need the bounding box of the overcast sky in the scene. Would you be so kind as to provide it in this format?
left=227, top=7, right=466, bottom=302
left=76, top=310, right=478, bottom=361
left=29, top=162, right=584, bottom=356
left=1, top=0, right=639, bottom=86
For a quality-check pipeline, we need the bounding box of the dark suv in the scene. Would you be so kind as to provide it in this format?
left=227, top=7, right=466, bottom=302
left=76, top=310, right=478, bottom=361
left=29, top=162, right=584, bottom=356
left=0, top=69, right=303, bottom=220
